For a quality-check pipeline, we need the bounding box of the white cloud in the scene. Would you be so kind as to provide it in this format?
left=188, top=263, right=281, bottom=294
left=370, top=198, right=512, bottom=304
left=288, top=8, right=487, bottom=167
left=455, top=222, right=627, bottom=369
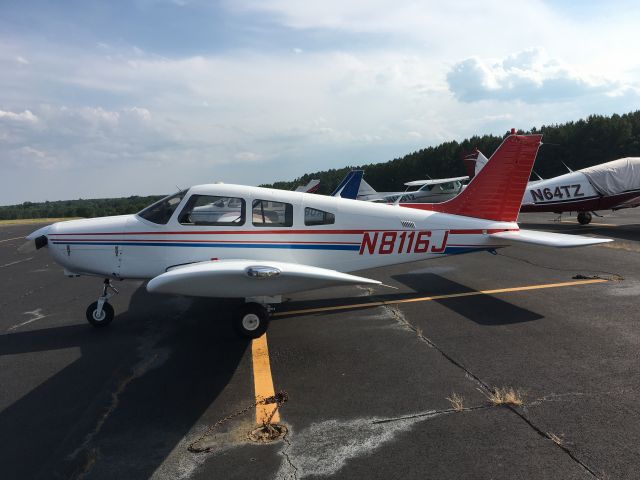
left=2, top=0, right=640, bottom=203
left=0, top=109, right=38, bottom=123
left=447, top=48, right=628, bottom=103
left=13, top=146, right=69, bottom=170
left=16, top=56, right=29, bottom=65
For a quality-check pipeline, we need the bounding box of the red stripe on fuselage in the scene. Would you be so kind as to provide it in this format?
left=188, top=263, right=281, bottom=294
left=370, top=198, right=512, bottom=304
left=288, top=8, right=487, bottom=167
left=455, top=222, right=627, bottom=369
left=49, top=228, right=518, bottom=237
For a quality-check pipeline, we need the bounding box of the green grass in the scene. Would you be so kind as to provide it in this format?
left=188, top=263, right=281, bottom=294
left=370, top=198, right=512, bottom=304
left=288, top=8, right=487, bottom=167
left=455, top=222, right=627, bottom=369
left=0, top=217, right=81, bottom=226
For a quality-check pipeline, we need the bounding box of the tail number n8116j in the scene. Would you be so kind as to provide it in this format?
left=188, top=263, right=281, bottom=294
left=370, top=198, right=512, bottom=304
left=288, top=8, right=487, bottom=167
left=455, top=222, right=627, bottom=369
left=530, top=184, right=584, bottom=202
left=359, top=230, right=449, bottom=255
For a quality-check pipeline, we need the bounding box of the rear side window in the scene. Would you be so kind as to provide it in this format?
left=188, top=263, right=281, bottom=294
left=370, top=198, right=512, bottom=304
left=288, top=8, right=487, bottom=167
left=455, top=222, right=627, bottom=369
left=252, top=200, right=293, bottom=227
left=178, top=195, right=245, bottom=226
left=304, top=207, right=335, bottom=226
left=137, top=191, right=186, bottom=225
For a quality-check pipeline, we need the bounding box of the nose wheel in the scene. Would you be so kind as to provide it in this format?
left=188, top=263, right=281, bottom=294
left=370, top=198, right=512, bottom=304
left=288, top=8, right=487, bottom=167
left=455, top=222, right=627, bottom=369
left=86, top=301, right=114, bottom=327
left=86, top=279, right=118, bottom=328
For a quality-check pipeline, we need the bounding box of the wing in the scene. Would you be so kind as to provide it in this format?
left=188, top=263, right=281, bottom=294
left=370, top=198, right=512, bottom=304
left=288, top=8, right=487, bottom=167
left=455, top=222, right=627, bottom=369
left=404, top=176, right=469, bottom=187
left=490, top=229, right=612, bottom=248
left=146, top=259, right=380, bottom=298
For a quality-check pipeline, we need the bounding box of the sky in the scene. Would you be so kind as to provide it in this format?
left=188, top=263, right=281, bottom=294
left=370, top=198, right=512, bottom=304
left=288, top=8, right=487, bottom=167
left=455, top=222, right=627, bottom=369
left=2, top=0, right=640, bottom=205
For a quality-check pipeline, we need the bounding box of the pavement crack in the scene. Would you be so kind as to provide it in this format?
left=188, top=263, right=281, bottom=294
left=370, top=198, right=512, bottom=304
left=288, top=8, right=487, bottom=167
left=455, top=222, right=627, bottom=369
left=496, top=251, right=624, bottom=281
left=502, top=405, right=601, bottom=479
left=383, top=305, right=489, bottom=390
left=384, top=303, right=604, bottom=479
left=279, top=429, right=299, bottom=480
left=67, top=325, right=170, bottom=465
left=67, top=366, right=144, bottom=462
left=371, top=405, right=489, bottom=425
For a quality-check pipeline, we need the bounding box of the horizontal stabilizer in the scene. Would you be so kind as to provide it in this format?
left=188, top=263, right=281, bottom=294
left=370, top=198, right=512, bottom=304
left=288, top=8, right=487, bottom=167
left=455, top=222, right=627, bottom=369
left=490, top=229, right=612, bottom=248
left=147, top=259, right=380, bottom=298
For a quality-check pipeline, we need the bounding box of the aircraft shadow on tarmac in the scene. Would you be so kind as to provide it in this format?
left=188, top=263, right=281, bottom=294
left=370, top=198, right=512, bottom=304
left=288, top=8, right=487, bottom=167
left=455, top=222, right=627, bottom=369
left=277, top=272, right=543, bottom=326
left=0, top=285, right=249, bottom=480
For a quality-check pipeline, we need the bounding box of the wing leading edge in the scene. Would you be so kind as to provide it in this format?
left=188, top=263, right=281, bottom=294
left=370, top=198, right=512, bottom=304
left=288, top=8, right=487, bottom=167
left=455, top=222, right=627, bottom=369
left=490, top=229, right=612, bottom=248
left=146, top=259, right=380, bottom=298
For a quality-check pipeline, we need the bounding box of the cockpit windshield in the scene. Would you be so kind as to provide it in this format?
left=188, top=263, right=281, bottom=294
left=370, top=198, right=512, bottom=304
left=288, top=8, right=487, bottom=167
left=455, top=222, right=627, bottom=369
left=137, top=190, right=187, bottom=225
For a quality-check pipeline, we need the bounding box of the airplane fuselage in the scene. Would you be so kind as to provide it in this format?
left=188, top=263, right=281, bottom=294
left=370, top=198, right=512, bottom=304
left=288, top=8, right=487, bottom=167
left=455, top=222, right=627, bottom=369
left=39, top=184, right=515, bottom=287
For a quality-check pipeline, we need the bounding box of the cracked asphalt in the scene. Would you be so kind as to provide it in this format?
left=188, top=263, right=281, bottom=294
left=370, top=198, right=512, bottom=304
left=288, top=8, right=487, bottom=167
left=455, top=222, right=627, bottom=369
left=0, top=210, right=639, bottom=480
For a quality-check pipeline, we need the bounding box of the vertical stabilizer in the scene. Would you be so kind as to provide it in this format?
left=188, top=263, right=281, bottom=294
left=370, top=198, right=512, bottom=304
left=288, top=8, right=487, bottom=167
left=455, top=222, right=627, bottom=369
left=403, top=133, right=542, bottom=222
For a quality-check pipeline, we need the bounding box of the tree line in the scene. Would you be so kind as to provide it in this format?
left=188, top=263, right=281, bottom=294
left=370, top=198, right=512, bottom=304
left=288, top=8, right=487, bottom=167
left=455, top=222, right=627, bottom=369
left=264, top=111, right=640, bottom=194
left=0, top=195, right=163, bottom=220
left=2, top=111, right=640, bottom=220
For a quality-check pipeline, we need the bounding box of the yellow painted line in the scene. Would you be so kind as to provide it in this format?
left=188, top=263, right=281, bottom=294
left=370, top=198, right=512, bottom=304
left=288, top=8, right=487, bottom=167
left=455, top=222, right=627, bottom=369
left=273, top=279, right=608, bottom=317
left=251, top=333, right=280, bottom=425
left=0, top=236, right=24, bottom=243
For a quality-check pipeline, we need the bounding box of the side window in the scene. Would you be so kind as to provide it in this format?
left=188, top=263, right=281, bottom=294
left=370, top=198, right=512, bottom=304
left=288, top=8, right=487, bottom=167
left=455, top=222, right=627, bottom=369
left=304, top=207, right=335, bottom=226
left=252, top=200, right=293, bottom=227
left=178, top=195, right=245, bottom=226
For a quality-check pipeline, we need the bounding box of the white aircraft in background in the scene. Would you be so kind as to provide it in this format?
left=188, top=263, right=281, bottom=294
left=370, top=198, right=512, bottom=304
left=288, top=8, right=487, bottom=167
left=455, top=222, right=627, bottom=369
left=26, top=133, right=611, bottom=338
left=353, top=174, right=469, bottom=203
left=464, top=150, right=640, bottom=224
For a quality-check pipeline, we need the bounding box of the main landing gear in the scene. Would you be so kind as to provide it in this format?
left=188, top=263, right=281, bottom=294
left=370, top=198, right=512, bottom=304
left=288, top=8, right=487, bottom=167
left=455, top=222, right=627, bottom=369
left=232, top=296, right=280, bottom=339
left=577, top=212, right=593, bottom=225
left=86, top=279, right=119, bottom=327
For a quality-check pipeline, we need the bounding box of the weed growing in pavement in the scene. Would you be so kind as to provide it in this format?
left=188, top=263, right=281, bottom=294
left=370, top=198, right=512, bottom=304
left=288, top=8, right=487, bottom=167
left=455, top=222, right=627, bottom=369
left=446, top=393, right=465, bottom=411
left=484, top=387, right=524, bottom=406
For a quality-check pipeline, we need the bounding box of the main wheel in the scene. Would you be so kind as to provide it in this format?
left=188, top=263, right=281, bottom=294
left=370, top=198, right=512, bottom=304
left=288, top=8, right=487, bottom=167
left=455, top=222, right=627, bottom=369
left=577, top=212, right=592, bottom=225
left=233, top=303, right=270, bottom=339
left=86, top=301, right=114, bottom=328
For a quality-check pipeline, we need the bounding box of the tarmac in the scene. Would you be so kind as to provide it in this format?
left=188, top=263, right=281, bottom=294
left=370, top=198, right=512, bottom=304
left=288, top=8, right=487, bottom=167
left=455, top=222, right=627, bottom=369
left=0, top=210, right=638, bottom=480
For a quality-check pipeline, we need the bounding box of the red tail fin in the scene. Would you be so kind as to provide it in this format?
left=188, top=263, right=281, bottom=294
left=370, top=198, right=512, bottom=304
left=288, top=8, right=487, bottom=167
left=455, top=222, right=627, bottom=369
left=402, top=134, right=542, bottom=222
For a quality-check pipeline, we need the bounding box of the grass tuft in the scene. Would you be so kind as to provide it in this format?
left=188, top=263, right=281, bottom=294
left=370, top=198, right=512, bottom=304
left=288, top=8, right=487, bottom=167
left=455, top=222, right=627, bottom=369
left=548, top=432, right=564, bottom=445
left=446, top=392, right=465, bottom=411
left=485, top=387, right=524, bottom=406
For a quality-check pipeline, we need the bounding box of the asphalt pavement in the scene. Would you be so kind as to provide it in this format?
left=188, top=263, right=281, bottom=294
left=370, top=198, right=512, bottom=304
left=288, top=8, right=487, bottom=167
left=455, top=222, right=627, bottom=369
left=0, top=211, right=638, bottom=480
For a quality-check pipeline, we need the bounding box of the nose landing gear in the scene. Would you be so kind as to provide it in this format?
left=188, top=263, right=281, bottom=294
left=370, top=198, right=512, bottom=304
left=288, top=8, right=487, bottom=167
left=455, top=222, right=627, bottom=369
left=86, top=279, right=119, bottom=327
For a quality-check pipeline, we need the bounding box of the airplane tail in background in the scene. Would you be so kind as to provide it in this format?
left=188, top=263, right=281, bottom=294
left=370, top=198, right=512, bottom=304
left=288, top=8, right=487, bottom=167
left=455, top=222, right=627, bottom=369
left=356, top=178, right=379, bottom=200
left=462, top=149, right=490, bottom=180
left=403, top=133, right=543, bottom=222
left=331, top=170, right=364, bottom=199
left=295, top=179, right=321, bottom=193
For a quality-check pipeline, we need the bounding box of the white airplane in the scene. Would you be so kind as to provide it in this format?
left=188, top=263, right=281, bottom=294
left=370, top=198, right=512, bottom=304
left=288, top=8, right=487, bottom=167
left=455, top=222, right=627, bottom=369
left=354, top=175, right=469, bottom=203
left=465, top=150, right=640, bottom=224
left=26, top=133, right=611, bottom=338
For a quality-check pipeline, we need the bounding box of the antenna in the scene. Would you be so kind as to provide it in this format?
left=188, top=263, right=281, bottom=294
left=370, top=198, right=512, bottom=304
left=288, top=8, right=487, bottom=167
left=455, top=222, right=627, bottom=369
left=532, top=170, right=544, bottom=181
left=561, top=161, right=573, bottom=173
